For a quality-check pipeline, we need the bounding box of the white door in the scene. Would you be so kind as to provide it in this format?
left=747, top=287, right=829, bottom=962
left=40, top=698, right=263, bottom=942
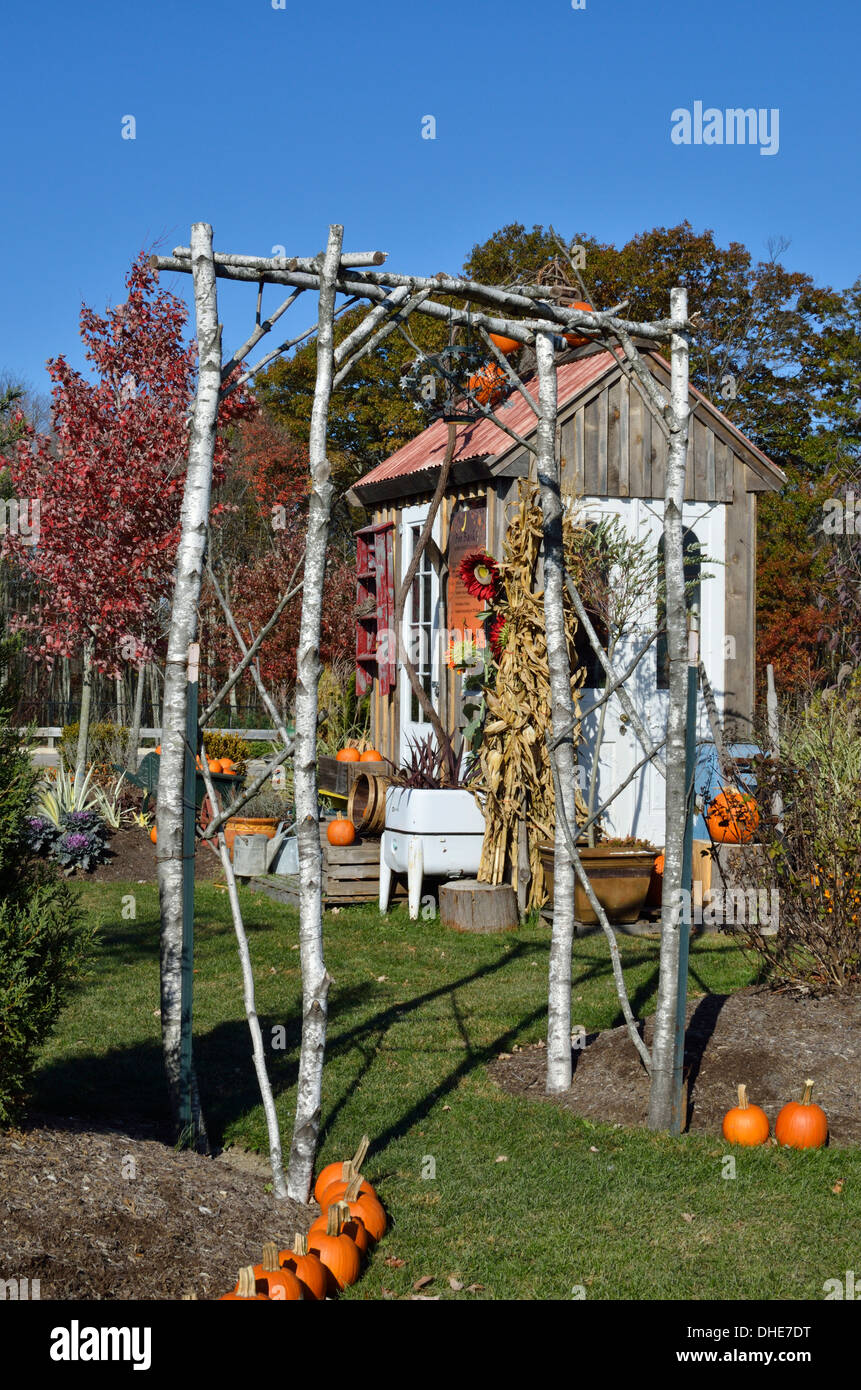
left=399, top=503, right=442, bottom=763
left=576, top=498, right=726, bottom=846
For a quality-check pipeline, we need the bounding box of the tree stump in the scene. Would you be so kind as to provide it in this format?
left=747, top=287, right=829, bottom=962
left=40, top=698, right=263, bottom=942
left=439, top=879, right=518, bottom=933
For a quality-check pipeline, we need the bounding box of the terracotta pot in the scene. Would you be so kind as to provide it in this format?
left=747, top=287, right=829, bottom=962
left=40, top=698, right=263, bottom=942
left=224, top=817, right=279, bottom=855
left=539, top=843, right=656, bottom=924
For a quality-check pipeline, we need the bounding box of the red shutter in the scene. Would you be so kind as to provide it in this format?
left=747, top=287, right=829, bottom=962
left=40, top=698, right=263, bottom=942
left=355, top=522, right=395, bottom=697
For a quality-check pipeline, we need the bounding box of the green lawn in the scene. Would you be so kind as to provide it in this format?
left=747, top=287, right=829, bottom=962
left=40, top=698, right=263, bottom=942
left=32, top=881, right=860, bottom=1300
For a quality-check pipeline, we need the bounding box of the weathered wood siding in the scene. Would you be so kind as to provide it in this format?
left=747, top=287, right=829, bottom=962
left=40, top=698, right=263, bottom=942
left=723, top=455, right=756, bottom=736
left=557, top=377, right=734, bottom=503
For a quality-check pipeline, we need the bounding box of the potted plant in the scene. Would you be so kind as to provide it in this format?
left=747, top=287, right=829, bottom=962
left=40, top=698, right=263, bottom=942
left=380, top=735, right=485, bottom=919
left=569, top=836, right=659, bottom=925
left=223, top=786, right=290, bottom=855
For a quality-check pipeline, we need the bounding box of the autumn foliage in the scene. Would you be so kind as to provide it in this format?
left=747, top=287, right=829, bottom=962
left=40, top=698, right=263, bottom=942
left=5, top=254, right=254, bottom=673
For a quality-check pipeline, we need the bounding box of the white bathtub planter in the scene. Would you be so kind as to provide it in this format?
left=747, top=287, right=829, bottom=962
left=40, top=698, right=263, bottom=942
left=379, top=786, right=486, bottom=920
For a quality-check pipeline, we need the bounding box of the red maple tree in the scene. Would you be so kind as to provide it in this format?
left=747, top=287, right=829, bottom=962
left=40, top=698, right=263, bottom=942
left=6, top=254, right=255, bottom=672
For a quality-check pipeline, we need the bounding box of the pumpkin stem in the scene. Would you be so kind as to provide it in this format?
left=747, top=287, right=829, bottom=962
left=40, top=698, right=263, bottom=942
left=737, top=1083, right=749, bottom=1109
left=351, top=1134, right=370, bottom=1171
left=261, top=1241, right=281, bottom=1273
left=344, top=1175, right=363, bottom=1202
left=292, top=1233, right=308, bottom=1257
left=802, top=1079, right=815, bottom=1106
left=326, top=1205, right=342, bottom=1238
left=236, top=1266, right=257, bottom=1298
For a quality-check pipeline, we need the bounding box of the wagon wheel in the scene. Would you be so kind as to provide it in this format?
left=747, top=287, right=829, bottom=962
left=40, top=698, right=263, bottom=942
left=197, top=794, right=224, bottom=859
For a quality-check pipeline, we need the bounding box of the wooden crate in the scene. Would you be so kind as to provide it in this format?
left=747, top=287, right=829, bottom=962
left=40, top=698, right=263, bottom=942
left=318, top=754, right=390, bottom=800
left=250, top=825, right=407, bottom=908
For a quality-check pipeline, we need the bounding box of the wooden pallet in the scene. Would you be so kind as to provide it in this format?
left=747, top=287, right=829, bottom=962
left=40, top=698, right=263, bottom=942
left=249, top=825, right=407, bottom=908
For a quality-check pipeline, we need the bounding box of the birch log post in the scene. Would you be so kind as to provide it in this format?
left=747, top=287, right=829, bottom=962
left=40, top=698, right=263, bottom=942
left=126, top=662, right=146, bottom=771
left=766, top=663, right=784, bottom=834
left=534, top=331, right=579, bottom=1094
left=286, top=224, right=342, bottom=1204
left=647, top=289, right=692, bottom=1131
left=156, top=222, right=221, bottom=1148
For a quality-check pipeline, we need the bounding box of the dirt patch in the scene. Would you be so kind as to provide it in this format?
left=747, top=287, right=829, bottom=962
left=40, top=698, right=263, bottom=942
left=0, top=1116, right=313, bottom=1299
left=489, top=985, right=861, bottom=1145
left=70, top=827, right=225, bottom=884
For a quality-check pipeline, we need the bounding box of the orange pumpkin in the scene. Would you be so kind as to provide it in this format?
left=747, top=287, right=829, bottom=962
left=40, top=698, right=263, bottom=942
left=705, top=787, right=759, bottom=844
left=336, top=747, right=360, bottom=763
left=220, top=1266, right=269, bottom=1300
left=308, top=1204, right=362, bottom=1293
left=218, top=758, right=235, bottom=774
left=149, top=826, right=157, bottom=844
left=207, top=758, right=222, bottom=774
left=489, top=332, right=520, bottom=355
left=308, top=1199, right=371, bottom=1258
left=279, top=1233, right=328, bottom=1301
left=563, top=301, right=594, bottom=347
left=467, top=361, right=507, bottom=406
left=325, top=1174, right=386, bottom=1245
left=314, top=1136, right=369, bottom=1203
left=359, top=749, right=383, bottom=762
left=721, top=1083, right=770, bottom=1146
left=154, top=745, right=162, bottom=754
left=327, top=816, right=356, bottom=847
left=316, top=1165, right=377, bottom=1210
left=775, top=1079, right=828, bottom=1149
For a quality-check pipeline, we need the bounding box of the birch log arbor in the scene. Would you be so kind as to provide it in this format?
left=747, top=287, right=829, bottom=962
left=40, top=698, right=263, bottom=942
left=152, top=229, right=700, bottom=1189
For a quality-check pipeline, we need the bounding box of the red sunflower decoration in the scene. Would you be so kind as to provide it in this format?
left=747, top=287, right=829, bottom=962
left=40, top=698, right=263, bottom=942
left=459, top=551, right=499, bottom=602
left=489, top=613, right=510, bottom=661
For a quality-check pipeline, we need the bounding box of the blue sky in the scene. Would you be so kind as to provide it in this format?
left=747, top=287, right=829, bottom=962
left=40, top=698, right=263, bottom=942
left=2, top=0, right=858, bottom=398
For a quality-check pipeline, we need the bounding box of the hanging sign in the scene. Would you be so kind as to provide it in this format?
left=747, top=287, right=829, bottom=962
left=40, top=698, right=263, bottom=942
left=446, top=500, right=488, bottom=669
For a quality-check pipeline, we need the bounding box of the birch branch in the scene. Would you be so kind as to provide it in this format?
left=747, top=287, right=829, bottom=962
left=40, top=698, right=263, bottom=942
left=220, top=299, right=360, bottom=400
left=332, top=289, right=432, bottom=389
left=564, top=571, right=667, bottom=779
left=546, top=737, right=652, bottom=1073
left=221, top=289, right=304, bottom=382
left=204, top=562, right=294, bottom=749
left=199, top=745, right=293, bottom=841
left=198, top=561, right=304, bottom=726
left=169, top=247, right=386, bottom=270
left=197, top=757, right=289, bottom=1200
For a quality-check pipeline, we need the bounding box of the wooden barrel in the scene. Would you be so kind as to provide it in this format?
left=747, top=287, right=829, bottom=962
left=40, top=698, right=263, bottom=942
left=347, top=772, right=389, bottom=836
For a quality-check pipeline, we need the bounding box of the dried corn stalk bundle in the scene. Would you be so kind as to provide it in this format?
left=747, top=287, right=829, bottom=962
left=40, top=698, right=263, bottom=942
left=475, top=483, right=589, bottom=908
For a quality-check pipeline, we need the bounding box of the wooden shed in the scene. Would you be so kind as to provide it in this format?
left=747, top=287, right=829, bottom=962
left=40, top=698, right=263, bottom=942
left=351, top=344, right=786, bottom=845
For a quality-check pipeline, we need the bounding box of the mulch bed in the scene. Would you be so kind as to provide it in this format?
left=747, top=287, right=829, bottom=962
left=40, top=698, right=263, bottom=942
left=0, top=1116, right=313, bottom=1299
left=72, top=827, right=225, bottom=884
left=489, top=985, right=861, bottom=1145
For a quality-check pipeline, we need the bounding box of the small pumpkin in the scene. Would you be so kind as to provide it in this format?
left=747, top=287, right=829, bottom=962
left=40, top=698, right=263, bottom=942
left=252, top=1241, right=303, bottom=1301
left=279, top=1233, right=328, bottom=1301
left=467, top=361, right=507, bottom=406
left=705, top=787, right=759, bottom=845
left=207, top=758, right=222, bottom=774
left=775, top=1079, right=828, bottom=1149
left=324, top=1174, right=386, bottom=1245
left=219, top=758, right=235, bottom=774
left=307, top=1204, right=362, bottom=1293
left=336, top=747, right=361, bottom=763
left=327, top=816, right=357, bottom=847
left=308, top=1199, right=370, bottom=1257
left=563, top=301, right=594, bottom=347
left=488, top=332, right=520, bottom=355
left=313, top=1136, right=370, bottom=1203
left=721, top=1083, right=770, bottom=1146
left=359, top=749, right=383, bottom=762
left=316, top=1158, right=377, bottom=1209
left=149, top=826, right=157, bottom=844
left=220, top=1265, right=269, bottom=1300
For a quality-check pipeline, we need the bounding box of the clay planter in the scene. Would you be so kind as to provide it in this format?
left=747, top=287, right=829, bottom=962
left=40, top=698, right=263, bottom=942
left=539, top=843, right=656, bottom=924
left=223, top=817, right=279, bottom=855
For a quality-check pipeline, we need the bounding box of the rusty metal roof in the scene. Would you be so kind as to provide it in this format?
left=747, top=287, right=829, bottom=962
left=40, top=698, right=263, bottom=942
left=354, top=353, right=617, bottom=493
left=353, top=348, right=785, bottom=497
